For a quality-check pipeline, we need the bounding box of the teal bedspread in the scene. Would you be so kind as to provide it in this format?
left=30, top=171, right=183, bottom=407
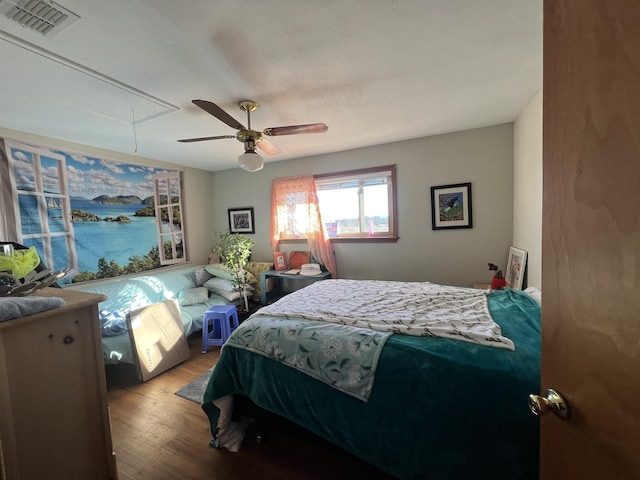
left=202, top=288, right=541, bottom=479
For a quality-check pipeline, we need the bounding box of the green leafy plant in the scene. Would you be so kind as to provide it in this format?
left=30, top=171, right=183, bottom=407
left=213, top=231, right=254, bottom=311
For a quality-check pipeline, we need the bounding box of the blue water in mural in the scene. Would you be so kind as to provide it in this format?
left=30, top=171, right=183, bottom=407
left=49, top=199, right=158, bottom=273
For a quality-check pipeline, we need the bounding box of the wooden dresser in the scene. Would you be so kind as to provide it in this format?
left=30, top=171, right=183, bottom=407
left=0, top=288, right=117, bottom=480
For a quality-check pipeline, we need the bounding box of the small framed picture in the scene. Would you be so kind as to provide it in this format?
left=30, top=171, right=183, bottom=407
left=506, top=246, right=528, bottom=290
left=228, top=207, right=255, bottom=234
left=273, top=251, right=287, bottom=271
left=430, top=182, right=473, bottom=230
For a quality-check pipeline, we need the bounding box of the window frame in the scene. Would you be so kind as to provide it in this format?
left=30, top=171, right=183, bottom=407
left=278, top=165, right=398, bottom=243
left=152, top=171, right=187, bottom=265
left=5, top=140, right=79, bottom=274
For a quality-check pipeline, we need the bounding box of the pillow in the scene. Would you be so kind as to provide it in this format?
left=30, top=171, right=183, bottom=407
left=194, top=265, right=214, bottom=287
left=204, top=263, right=257, bottom=284
left=207, top=286, right=255, bottom=302
left=203, top=277, right=236, bottom=292
left=211, top=289, right=242, bottom=301
left=523, top=286, right=542, bottom=306
left=204, top=277, right=254, bottom=293
left=177, top=287, right=209, bottom=306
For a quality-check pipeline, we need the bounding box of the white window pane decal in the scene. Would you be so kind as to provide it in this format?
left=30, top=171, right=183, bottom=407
left=7, top=141, right=78, bottom=276
left=12, top=150, right=36, bottom=190
left=153, top=171, right=186, bottom=265
left=41, top=155, right=62, bottom=194
left=50, top=235, right=71, bottom=272
left=47, top=204, right=66, bottom=233
left=157, top=177, right=168, bottom=205
left=18, top=194, right=43, bottom=235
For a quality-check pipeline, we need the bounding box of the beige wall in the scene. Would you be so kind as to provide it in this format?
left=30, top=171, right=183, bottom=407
left=211, top=124, right=515, bottom=287
left=0, top=127, right=216, bottom=267
left=513, top=90, right=543, bottom=288
left=1, top=120, right=534, bottom=289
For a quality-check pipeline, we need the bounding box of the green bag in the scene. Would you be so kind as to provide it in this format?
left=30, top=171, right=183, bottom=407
left=0, top=247, right=41, bottom=279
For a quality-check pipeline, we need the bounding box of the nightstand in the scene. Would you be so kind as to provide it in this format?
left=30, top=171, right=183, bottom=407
left=260, top=269, right=331, bottom=305
left=473, top=283, right=491, bottom=290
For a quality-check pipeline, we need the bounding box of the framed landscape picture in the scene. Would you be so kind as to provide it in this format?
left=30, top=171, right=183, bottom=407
left=228, top=207, right=255, bottom=234
left=431, top=182, right=473, bottom=230
left=506, top=246, right=527, bottom=290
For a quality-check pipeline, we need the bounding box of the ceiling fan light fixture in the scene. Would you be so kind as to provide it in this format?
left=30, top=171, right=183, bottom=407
left=237, top=151, right=264, bottom=172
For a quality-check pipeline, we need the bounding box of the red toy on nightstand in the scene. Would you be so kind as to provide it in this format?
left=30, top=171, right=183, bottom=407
left=488, top=262, right=507, bottom=290
left=491, top=276, right=507, bottom=290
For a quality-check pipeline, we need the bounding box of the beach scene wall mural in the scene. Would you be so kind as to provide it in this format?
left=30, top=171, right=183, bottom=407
left=3, top=140, right=183, bottom=284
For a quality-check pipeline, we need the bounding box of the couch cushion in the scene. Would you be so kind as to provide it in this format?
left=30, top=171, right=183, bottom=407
left=177, top=287, right=210, bottom=306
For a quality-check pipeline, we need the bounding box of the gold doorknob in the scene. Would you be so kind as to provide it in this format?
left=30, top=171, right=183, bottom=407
left=528, top=389, right=570, bottom=420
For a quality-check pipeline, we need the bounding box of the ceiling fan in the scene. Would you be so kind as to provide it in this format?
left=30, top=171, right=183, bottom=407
left=178, top=100, right=328, bottom=172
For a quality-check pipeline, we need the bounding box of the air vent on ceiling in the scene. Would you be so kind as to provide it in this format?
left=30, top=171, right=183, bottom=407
left=0, top=0, right=79, bottom=38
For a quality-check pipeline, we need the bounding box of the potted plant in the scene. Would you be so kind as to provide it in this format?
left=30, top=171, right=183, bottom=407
left=213, top=231, right=254, bottom=311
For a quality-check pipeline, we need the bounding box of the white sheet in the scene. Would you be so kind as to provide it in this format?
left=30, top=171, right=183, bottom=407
left=211, top=395, right=248, bottom=452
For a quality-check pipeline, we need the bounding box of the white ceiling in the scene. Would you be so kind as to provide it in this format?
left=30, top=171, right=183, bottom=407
left=0, top=0, right=542, bottom=172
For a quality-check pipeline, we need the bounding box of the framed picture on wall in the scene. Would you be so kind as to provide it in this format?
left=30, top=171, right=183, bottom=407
left=430, top=182, right=473, bottom=230
left=228, top=207, right=255, bottom=234
left=506, top=246, right=528, bottom=290
left=273, top=252, right=287, bottom=271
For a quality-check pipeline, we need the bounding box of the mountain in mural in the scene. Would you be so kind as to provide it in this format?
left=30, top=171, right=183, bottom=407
left=92, top=195, right=143, bottom=205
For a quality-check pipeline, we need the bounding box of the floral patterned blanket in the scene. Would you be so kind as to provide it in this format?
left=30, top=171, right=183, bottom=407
left=255, top=279, right=515, bottom=350
left=225, top=316, right=390, bottom=401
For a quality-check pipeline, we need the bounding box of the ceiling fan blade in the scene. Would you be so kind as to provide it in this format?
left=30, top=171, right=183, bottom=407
left=256, top=138, right=281, bottom=155
left=192, top=100, right=245, bottom=130
left=177, top=135, right=236, bottom=143
left=263, top=123, right=328, bottom=136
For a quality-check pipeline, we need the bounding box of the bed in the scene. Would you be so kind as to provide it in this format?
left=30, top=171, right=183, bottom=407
left=202, top=279, right=541, bottom=479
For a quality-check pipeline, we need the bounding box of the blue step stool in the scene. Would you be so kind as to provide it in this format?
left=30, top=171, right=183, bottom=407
left=201, top=304, right=239, bottom=353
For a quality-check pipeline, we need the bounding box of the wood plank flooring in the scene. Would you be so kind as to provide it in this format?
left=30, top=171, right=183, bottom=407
left=106, top=333, right=395, bottom=480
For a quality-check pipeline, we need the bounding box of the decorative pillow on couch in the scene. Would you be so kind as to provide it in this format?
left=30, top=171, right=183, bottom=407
left=205, top=263, right=257, bottom=284
left=177, top=287, right=210, bottom=306
left=194, top=265, right=214, bottom=287
left=203, top=277, right=236, bottom=293
left=203, top=277, right=254, bottom=302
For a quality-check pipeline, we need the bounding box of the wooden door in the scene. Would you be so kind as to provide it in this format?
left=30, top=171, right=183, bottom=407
left=542, top=0, right=640, bottom=477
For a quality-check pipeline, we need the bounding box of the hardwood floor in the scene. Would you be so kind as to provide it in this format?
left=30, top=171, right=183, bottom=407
left=106, top=333, right=395, bottom=480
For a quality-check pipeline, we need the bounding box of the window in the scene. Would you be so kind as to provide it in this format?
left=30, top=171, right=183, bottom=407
left=274, top=165, right=397, bottom=242
left=153, top=172, right=186, bottom=264
left=315, top=165, right=397, bottom=241
left=5, top=140, right=78, bottom=273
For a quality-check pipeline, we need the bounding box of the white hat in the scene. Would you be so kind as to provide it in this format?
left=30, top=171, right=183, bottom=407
left=300, top=263, right=322, bottom=276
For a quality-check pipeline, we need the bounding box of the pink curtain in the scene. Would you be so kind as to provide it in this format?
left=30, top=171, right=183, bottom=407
left=270, top=175, right=337, bottom=279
